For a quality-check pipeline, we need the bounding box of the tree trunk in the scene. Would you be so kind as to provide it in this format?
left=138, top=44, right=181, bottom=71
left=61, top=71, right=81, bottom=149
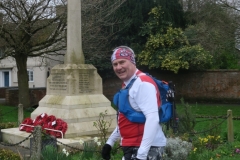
left=15, top=56, right=30, bottom=108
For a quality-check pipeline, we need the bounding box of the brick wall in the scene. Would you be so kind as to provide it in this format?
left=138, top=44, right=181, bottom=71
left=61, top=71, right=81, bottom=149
left=0, top=87, right=8, bottom=98
left=5, top=88, right=46, bottom=107
left=103, top=70, right=240, bottom=104
left=1, top=70, right=240, bottom=107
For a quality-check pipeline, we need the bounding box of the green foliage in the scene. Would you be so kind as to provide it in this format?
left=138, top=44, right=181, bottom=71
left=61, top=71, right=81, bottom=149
left=93, top=110, right=113, bottom=143
left=193, top=134, right=221, bottom=153
left=174, top=102, right=240, bottom=160
left=0, top=122, right=17, bottom=129
left=213, top=51, right=240, bottom=69
left=0, top=149, right=21, bottom=160
left=91, top=110, right=123, bottom=159
left=83, top=0, right=185, bottom=76
left=112, top=0, right=185, bottom=47
left=112, top=0, right=156, bottom=46
left=139, top=6, right=171, bottom=36
left=156, top=0, right=185, bottom=28
left=184, top=2, right=240, bottom=70
left=76, top=139, right=123, bottom=160
left=72, top=110, right=122, bottom=160
left=77, top=142, right=99, bottom=160
left=138, top=6, right=212, bottom=73
left=185, top=22, right=239, bottom=70
left=161, top=44, right=212, bottom=73
left=177, top=98, right=196, bottom=134
left=207, top=119, right=222, bottom=142
left=41, top=145, right=70, bottom=160
left=187, top=141, right=240, bottom=160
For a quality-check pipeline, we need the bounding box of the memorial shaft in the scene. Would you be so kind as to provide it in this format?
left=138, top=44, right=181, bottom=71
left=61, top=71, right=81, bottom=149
left=65, top=0, right=85, bottom=64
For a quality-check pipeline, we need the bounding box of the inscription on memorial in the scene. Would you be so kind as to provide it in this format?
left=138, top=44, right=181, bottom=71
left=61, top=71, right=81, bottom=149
left=79, top=73, right=92, bottom=93
left=49, top=73, right=67, bottom=91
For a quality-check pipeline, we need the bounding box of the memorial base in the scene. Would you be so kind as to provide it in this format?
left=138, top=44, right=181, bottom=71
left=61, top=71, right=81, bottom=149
left=31, top=94, right=116, bottom=138
left=31, top=64, right=117, bottom=138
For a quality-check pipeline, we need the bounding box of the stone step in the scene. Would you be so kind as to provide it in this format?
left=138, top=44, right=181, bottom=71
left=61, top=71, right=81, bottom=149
left=1, top=127, right=93, bottom=151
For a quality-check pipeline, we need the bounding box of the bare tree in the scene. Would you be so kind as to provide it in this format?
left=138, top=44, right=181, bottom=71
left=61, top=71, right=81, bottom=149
left=218, top=0, right=240, bottom=50
left=0, top=0, right=67, bottom=108
left=81, top=0, right=128, bottom=72
left=183, top=0, right=240, bottom=68
left=0, top=0, right=127, bottom=108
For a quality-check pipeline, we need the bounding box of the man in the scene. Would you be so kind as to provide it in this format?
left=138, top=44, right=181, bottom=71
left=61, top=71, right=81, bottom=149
left=102, top=46, right=166, bottom=160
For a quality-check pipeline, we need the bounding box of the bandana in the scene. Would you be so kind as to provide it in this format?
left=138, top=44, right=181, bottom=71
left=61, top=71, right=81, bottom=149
left=111, top=46, right=136, bottom=64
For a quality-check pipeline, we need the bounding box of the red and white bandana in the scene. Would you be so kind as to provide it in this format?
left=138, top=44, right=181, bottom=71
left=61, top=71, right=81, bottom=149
left=111, top=46, right=136, bottom=64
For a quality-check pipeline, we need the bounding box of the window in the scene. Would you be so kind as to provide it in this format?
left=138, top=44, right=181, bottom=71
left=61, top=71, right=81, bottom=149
left=27, top=70, right=33, bottom=82
left=0, top=70, right=11, bottom=87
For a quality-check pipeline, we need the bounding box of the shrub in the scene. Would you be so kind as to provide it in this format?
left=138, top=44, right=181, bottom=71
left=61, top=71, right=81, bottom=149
left=164, top=137, right=192, bottom=160
left=177, top=98, right=196, bottom=134
left=0, top=148, right=21, bottom=160
left=187, top=141, right=240, bottom=160
left=193, top=135, right=221, bottom=152
left=0, top=122, right=17, bottom=129
left=93, top=110, right=113, bottom=144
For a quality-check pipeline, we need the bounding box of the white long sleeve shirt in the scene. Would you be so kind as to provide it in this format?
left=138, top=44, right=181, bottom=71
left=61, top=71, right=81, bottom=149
left=107, top=70, right=166, bottom=159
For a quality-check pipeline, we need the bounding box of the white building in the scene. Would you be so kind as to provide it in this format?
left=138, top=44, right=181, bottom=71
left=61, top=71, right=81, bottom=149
left=0, top=54, right=64, bottom=88
left=0, top=5, right=66, bottom=89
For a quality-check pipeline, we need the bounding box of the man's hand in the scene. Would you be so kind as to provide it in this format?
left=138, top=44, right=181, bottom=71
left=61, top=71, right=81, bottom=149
left=101, top=144, right=112, bottom=160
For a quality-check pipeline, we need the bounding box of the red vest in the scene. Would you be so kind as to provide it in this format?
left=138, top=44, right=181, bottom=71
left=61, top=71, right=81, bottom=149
left=118, top=71, right=160, bottom=146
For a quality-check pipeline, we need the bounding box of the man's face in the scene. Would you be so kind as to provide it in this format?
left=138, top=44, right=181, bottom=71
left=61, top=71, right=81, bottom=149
left=112, top=59, right=136, bottom=81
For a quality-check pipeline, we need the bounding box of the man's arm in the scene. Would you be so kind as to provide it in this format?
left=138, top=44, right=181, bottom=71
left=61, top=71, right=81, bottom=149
left=106, top=126, right=121, bottom=146
left=134, top=82, right=160, bottom=159
left=137, top=112, right=159, bottom=159
left=102, top=127, right=121, bottom=160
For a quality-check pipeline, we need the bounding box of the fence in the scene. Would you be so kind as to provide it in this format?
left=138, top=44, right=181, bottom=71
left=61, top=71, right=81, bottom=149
left=0, top=104, right=237, bottom=159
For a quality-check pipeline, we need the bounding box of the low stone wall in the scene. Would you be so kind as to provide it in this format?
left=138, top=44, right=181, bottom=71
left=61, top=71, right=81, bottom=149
left=0, top=87, right=17, bottom=98
left=103, top=70, right=240, bottom=104
left=5, top=88, right=46, bottom=107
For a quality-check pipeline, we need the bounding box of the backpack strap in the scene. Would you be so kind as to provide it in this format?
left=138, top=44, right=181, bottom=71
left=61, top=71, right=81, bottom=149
left=125, top=77, right=138, bottom=89
left=115, top=76, right=137, bottom=125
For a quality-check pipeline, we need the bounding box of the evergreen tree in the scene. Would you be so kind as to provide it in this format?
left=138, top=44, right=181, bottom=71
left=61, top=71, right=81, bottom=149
left=137, top=6, right=212, bottom=73
left=111, top=0, right=185, bottom=54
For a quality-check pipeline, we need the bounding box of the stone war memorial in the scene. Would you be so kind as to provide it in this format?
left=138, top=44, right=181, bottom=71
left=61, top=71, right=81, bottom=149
left=1, top=0, right=116, bottom=148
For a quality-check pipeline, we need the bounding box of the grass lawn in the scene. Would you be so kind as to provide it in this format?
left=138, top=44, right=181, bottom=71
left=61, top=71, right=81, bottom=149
left=176, top=103, right=240, bottom=139
left=177, top=103, right=240, bottom=116
left=0, top=105, right=31, bottom=123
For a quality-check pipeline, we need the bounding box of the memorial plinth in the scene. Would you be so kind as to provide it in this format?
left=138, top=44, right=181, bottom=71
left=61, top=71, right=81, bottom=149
left=31, top=64, right=116, bottom=138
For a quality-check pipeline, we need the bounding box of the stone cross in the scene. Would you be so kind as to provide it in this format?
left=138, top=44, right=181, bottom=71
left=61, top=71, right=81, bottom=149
left=64, top=0, right=85, bottom=64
